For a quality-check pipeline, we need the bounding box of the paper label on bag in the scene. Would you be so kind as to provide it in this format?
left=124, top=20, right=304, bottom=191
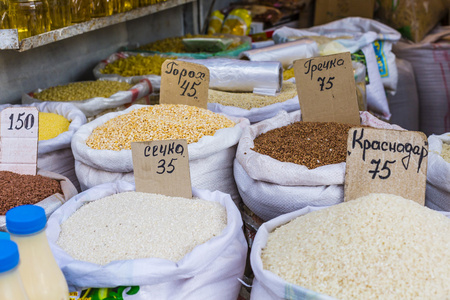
left=294, top=52, right=360, bottom=125
left=160, top=60, right=210, bottom=109
left=345, top=128, right=428, bottom=205
left=131, top=139, right=192, bottom=198
left=0, top=107, right=38, bottom=175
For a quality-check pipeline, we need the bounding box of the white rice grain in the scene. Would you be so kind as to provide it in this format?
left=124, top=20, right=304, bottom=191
left=261, top=193, right=450, bottom=300
left=57, top=192, right=227, bottom=265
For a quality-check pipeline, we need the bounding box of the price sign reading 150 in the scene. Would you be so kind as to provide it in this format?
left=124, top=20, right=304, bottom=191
left=164, top=61, right=207, bottom=99
left=7, top=112, right=36, bottom=131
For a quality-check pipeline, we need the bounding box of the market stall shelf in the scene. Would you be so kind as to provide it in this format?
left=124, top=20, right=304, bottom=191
left=0, top=0, right=196, bottom=52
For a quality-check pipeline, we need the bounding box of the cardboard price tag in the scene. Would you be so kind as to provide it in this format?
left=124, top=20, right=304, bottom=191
left=131, top=139, right=192, bottom=198
left=293, top=52, right=360, bottom=125
left=160, top=59, right=210, bottom=109
left=0, top=107, right=39, bottom=175
left=345, top=128, right=428, bottom=205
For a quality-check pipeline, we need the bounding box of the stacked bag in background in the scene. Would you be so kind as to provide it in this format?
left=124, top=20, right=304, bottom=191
left=393, top=27, right=450, bottom=136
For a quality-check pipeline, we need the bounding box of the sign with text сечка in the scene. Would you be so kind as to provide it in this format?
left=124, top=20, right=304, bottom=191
left=345, top=128, right=428, bottom=205
left=160, top=59, right=210, bottom=109
left=0, top=107, right=38, bottom=175
left=293, top=52, right=360, bottom=125
left=131, top=139, right=192, bottom=198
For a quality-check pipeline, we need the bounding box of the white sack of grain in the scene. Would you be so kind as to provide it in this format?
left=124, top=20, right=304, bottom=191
left=46, top=181, right=247, bottom=300
left=207, top=81, right=299, bottom=124
left=250, top=194, right=450, bottom=300
left=0, top=169, right=78, bottom=232
left=234, top=110, right=403, bottom=220
left=0, top=102, right=86, bottom=191
left=72, top=105, right=249, bottom=203
left=273, top=17, right=401, bottom=120
left=208, top=96, right=298, bottom=124
left=426, top=133, right=450, bottom=211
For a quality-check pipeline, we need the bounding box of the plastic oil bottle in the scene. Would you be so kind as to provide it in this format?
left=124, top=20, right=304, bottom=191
left=0, top=239, right=30, bottom=300
left=9, top=0, right=48, bottom=39
left=6, top=205, right=69, bottom=300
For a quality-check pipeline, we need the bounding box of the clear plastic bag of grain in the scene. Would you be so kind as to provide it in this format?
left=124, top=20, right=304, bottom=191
left=22, top=79, right=154, bottom=118
left=93, top=51, right=166, bottom=90
left=250, top=193, right=450, bottom=300
left=46, top=180, right=247, bottom=300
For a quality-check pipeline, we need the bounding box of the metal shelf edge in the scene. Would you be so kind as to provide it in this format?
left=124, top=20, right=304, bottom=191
left=0, top=0, right=195, bottom=52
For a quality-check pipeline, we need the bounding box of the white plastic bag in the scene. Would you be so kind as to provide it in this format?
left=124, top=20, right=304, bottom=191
left=273, top=17, right=402, bottom=120
left=0, top=169, right=78, bottom=231
left=426, top=133, right=450, bottom=211
left=22, top=79, right=154, bottom=118
left=250, top=205, right=450, bottom=300
left=93, top=52, right=162, bottom=90
left=47, top=181, right=247, bottom=300
left=71, top=105, right=249, bottom=203
left=235, top=110, right=403, bottom=220
left=238, top=39, right=319, bottom=69
left=207, top=95, right=300, bottom=124
left=0, top=102, right=86, bottom=191
left=393, top=27, right=450, bottom=136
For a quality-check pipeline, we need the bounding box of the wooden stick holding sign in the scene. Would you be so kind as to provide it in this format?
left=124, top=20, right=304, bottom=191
left=293, top=52, right=360, bottom=125
left=131, top=139, right=192, bottom=198
left=345, top=128, right=428, bottom=205
left=160, top=59, right=210, bottom=109
left=0, top=107, right=38, bottom=175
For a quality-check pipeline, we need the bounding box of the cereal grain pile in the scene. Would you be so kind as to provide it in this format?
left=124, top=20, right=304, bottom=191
left=34, top=81, right=132, bottom=101
left=57, top=192, right=227, bottom=264
left=252, top=121, right=357, bottom=169
left=0, top=171, right=62, bottom=214
left=38, top=112, right=70, bottom=141
left=86, top=104, right=235, bottom=151
left=208, top=82, right=297, bottom=109
left=262, top=193, right=450, bottom=299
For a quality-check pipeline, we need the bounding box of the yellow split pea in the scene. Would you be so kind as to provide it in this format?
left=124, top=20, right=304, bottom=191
left=86, top=104, right=235, bottom=151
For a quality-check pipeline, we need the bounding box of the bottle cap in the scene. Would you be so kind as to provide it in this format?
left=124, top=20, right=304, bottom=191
left=0, top=239, right=20, bottom=273
left=6, top=205, right=47, bottom=235
left=0, top=232, right=10, bottom=240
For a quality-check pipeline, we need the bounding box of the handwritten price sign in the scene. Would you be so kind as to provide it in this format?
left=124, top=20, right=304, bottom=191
left=160, top=60, right=210, bottom=109
left=0, top=106, right=39, bottom=175
left=344, top=127, right=428, bottom=205
left=293, top=52, right=360, bottom=125
left=131, top=139, right=192, bottom=198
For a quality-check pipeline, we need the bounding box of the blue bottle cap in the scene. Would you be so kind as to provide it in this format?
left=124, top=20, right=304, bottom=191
left=0, top=232, right=10, bottom=240
left=6, top=205, right=47, bottom=235
left=0, top=239, right=20, bottom=273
